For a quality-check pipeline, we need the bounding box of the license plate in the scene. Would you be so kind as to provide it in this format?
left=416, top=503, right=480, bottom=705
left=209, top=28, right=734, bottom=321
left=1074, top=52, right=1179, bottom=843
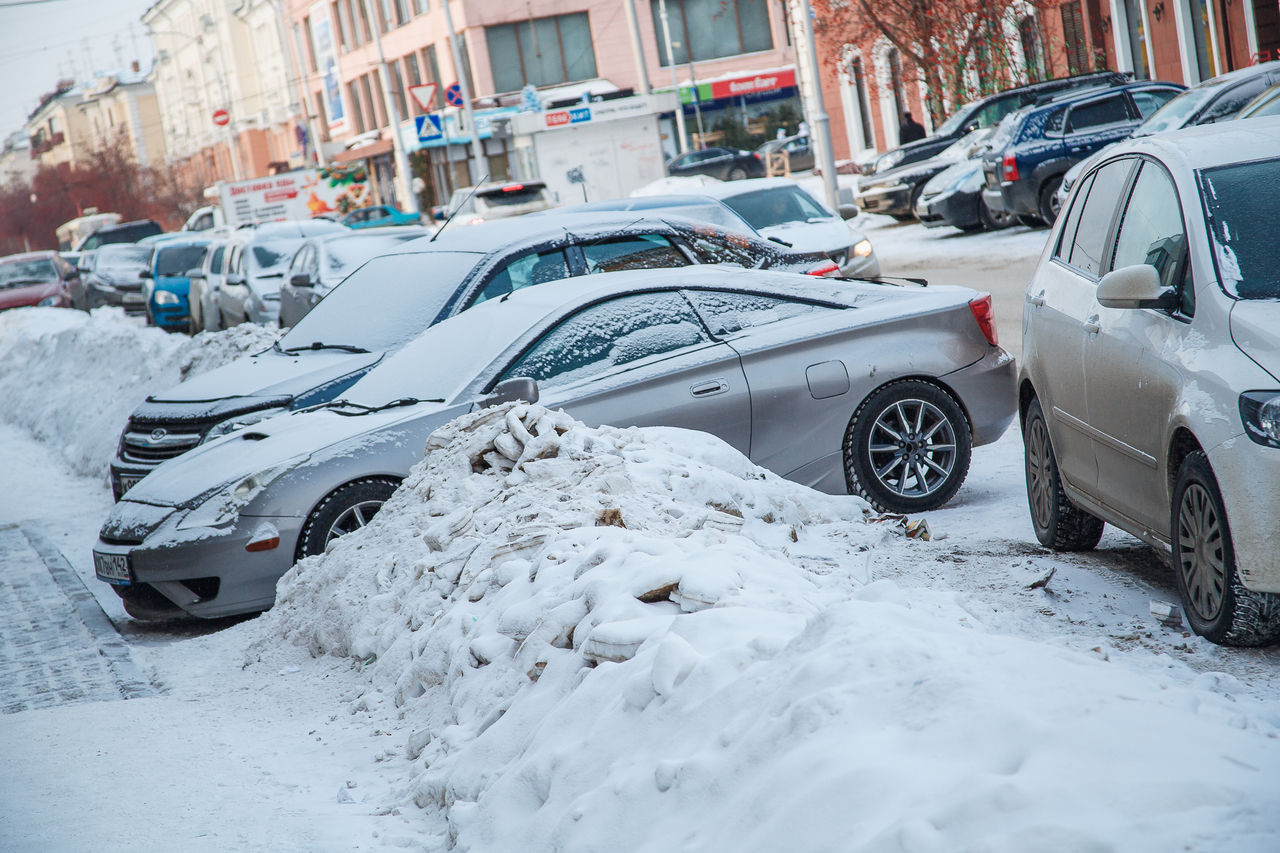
left=118, top=474, right=145, bottom=495
left=122, top=293, right=144, bottom=305
left=94, top=551, right=132, bottom=585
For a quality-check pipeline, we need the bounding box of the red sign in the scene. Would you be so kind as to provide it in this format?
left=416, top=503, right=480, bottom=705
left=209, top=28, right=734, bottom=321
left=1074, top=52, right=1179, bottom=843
left=545, top=111, right=571, bottom=127
left=709, top=69, right=797, bottom=100
left=212, top=108, right=230, bottom=127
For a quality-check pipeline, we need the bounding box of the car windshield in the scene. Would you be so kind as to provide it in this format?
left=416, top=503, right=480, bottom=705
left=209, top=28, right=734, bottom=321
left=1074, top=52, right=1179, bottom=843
left=97, top=246, right=152, bottom=271
left=278, top=250, right=482, bottom=352
left=1135, top=85, right=1219, bottom=135
left=933, top=100, right=981, bottom=137
left=251, top=243, right=295, bottom=274
left=326, top=236, right=416, bottom=276
left=0, top=257, right=57, bottom=288
left=1200, top=156, right=1280, bottom=299
left=939, top=127, right=994, bottom=162
left=154, top=245, right=206, bottom=276
left=719, top=187, right=831, bottom=229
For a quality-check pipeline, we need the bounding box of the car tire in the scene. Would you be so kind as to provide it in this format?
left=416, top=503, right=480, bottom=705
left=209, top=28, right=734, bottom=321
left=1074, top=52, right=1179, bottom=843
left=1023, top=398, right=1104, bottom=551
left=1016, top=214, right=1046, bottom=228
left=843, top=379, right=972, bottom=513
left=727, top=166, right=748, bottom=181
left=1171, top=451, right=1280, bottom=646
left=296, top=477, right=400, bottom=561
left=1038, top=176, right=1064, bottom=225
left=979, top=199, right=1017, bottom=231
left=115, top=583, right=185, bottom=621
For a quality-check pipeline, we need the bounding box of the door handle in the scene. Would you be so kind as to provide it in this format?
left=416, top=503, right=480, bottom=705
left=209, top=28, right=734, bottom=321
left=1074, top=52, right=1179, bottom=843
left=1083, top=316, right=1101, bottom=334
left=690, top=379, right=729, bottom=398
left=1029, top=294, right=1045, bottom=307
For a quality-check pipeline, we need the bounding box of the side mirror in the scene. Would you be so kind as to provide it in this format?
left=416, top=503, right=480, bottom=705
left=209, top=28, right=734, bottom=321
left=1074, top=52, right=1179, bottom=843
left=477, top=377, right=539, bottom=409
left=1097, top=264, right=1177, bottom=310
left=140, top=269, right=153, bottom=278
left=225, top=272, right=246, bottom=286
left=290, top=273, right=313, bottom=288
left=838, top=203, right=860, bottom=220
left=187, top=269, right=204, bottom=279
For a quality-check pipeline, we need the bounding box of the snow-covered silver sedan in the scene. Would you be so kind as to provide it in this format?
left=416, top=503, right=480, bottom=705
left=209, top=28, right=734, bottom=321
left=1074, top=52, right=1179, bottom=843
left=94, top=267, right=1014, bottom=619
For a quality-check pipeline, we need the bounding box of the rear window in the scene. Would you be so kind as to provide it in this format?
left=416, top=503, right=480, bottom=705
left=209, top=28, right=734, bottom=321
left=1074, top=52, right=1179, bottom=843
left=155, top=246, right=206, bottom=277
left=1201, top=156, right=1280, bottom=299
left=1067, top=96, right=1131, bottom=132
left=97, top=246, right=153, bottom=271
left=582, top=235, right=688, bottom=273
left=476, top=185, right=549, bottom=208
left=251, top=243, right=295, bottom=273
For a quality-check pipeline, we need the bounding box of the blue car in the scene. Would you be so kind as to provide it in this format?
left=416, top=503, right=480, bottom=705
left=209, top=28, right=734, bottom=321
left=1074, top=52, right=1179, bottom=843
left=341, top=205, right=420, bottom=229
left=143, top=238, right=211, bottom=330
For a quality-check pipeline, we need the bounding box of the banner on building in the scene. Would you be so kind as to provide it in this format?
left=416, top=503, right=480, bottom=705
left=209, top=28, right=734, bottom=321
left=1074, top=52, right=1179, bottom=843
left=310, top=2, right=347, bottom=136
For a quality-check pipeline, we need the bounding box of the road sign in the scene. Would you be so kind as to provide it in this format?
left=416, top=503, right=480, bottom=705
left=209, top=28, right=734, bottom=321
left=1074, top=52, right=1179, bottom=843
left=415, top=113, right=444, bottom=142
left=444, top=82, right=464, bottom=108
left=212, top=108, right=230, bottom=127
left=408, top=83, right=437, bottom=112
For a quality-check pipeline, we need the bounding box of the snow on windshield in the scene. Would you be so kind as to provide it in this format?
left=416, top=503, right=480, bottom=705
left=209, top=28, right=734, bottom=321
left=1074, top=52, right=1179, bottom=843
left=1200, top=156, right=1280, bottom=299
left=155, top=245, right=206, bottom=277
left=0, top=257, right=57, bottom=288
left=96, top=245, right=152, bottom=271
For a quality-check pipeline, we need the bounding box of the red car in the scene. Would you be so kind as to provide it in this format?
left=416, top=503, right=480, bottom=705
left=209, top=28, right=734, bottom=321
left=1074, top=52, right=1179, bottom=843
left=0, top=251, right=74, bottom=312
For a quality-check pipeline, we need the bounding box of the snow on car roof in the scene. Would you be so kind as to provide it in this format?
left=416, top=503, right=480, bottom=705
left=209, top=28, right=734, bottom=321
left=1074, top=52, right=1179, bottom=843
left=1113, top=114, right=1280, bottom=171
left=391, top=210, right=713, bottom=254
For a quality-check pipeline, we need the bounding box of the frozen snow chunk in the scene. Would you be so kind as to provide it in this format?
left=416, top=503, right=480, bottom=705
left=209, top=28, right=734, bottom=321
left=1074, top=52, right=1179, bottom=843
left=470, top=634, right=515, bottom=666
left=671, top=564, right=743, bottom=612
left=582, top=615, right=675, bottom=664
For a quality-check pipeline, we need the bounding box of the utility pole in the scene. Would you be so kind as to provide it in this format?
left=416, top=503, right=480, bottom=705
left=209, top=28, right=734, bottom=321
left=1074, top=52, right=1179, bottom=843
left=656, top=0, right=688, bottom=154
left=794, top=0, right=839, bottom=210
left=359, top=0, right=417, bottom=212
left=440, top=0, right=485, bottom=186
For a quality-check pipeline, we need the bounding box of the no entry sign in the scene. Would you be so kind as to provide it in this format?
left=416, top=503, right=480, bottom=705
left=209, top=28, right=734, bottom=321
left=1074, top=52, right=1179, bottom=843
left=212, top=108, right=230, bottom=127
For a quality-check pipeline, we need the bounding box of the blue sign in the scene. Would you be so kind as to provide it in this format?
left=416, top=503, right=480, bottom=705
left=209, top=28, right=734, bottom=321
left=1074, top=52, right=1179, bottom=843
left=445, top=82, right=464, bottom=108
left=569, top=106, right=591, bottom=123
left=415, top=114, right=443, bottom=142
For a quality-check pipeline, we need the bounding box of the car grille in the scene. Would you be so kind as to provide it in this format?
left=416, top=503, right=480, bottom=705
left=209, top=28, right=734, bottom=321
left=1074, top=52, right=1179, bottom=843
left=120, top=426, right=205, bottom=464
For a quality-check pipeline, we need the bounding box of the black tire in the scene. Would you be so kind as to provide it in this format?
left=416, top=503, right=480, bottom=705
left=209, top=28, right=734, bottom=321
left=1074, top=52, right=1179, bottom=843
left=1172, top=452, right=1280, bottom=646
left=296, top=477, right=399, bottom=561
left=1038, top=176, right=1064, bottom=225
left=843, top=379, right=972, bottom=512
left=115, top=583, right=185, bottom=621
left=1023, top=398, right=1105, bottom=551
left=1017, top=214, right=1046, bottom=228
left=979, top=199, right=1017, bottom=231
left=727, top=166, right=748, bottom=181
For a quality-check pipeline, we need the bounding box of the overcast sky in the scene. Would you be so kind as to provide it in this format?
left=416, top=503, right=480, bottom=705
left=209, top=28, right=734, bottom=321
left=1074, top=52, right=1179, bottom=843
left=0, top=0, right=156, bottom=140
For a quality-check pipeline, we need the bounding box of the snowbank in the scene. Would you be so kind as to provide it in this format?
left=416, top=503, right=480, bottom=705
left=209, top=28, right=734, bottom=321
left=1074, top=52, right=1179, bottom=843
left=258, top=405, right=1280, bottom=851
left=0, top=307, right=279, bottom=479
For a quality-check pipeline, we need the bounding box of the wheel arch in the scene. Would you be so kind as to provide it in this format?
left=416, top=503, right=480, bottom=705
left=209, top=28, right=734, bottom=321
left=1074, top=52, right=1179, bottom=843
left=1018, top=377, right=1038, bottom=433
left=1166, top=427, right=1205, bottom=498
left=294, top=474, right=404, bottom=563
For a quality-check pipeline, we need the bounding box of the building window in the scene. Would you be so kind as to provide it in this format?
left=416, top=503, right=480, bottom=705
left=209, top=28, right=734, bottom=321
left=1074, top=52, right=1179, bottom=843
left=423, top=44, right=442, bottom=89
left=850, top=56, right=874, bottom=149
left=1020, top=15, right=1045, bottom=81
left=1122, top=0, right=1150, bottom=78
left=347, top=80, right=366, bottom=133
left=332, top=1, right=350, bottom=50
left=355, top=0, right=372, bottom=44
left=651, top=0, right=773, bottom=66
left=412, top=0, right=427, bottom=14
left=388, top=60, right=408, bottom=120
left=1059, top=1, right=1089, bottom=75
left=303, top=16, right=319, bottom=71
left=485, top=12, right=598, bottom=93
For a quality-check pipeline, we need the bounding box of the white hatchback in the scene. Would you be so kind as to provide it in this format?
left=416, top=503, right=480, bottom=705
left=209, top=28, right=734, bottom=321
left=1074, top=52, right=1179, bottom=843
left=1018, top=116, right=1280, bottom=646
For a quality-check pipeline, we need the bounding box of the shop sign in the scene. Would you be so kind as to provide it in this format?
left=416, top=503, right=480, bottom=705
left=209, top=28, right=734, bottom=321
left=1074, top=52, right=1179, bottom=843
left=678, top=68, right=797, bottom=104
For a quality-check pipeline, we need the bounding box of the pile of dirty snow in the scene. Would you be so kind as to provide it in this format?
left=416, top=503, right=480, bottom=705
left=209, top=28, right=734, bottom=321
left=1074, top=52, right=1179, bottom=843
left=257, top=404, right=1280, bottom=851
left=0, top=307, right=279, bottom=479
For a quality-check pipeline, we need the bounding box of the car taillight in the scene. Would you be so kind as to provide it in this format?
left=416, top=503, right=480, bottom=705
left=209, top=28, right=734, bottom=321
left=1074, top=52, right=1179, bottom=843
left=1001, top=153, right=1019, bottom=182
left=807, top=261, right=840, bottom=276
left=753, top=152, right=763, bottom=161
left=969, top=294, right=998, bottom=347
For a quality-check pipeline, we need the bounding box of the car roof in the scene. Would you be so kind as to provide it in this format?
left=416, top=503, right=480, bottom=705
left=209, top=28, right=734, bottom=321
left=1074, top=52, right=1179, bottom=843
left=1185, top=60, right=1280, bottom=90
left=685, top=176, right=816, bottom=199
left=392, top=210, right=709, bottom=253
left=1, top=251, right=59, bottom=262
left=1109, top=113, right=1280, bottom=171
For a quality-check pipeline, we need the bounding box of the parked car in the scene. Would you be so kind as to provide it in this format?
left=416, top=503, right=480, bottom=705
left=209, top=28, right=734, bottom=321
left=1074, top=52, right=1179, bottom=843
left=216, top=220, right=347, bottom=327
left=1237, top=80, right=1280, bottom=119
left=1018, top=116, right=1280, bottom=647
left=182, top=205, right=227, bottom=232
left=106, top=212, right=854, bottom=500
left=690, top=178, right=880, bottom=278
left=72, top=244, right=152, bottom=313
left=341, top=205, right=421, bottom=229
left=548, top=194, right=760, bottom=234
left=756, top=134, right=814, bottom=173
left=858, top=127, right=994, bottom=221
left=187, top=238, right=230, bottom=334
left=867, top=71, right=1130, bottom=175
left=94, top=265, right=1014, bottom=620
left=443, top=180, right=555, bottom=225
left=142, top=238, right=211, bottom=330
left=666, top=147, right=766, bottom=181
left=981, top=80, right=1183, bottom=226
left=0, top=251, right=74, bottom=312
left=75, top=219, right=163, bottom=250
left=279, top=227, right=428, bottom=327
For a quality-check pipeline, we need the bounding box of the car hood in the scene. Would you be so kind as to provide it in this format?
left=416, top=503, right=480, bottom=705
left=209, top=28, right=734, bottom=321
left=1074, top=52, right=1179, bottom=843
left=0, top=281, right=62, bottom=310
left=149, top=349, right=384, bottom=404
left=756, top=219, right=857, bottom=254
left=1230, top=300, right=1280, bottom=383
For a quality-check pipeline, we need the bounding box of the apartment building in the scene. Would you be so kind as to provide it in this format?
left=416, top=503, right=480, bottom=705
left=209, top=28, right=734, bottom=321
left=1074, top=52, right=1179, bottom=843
left=23, top=74, right=165, bottom=172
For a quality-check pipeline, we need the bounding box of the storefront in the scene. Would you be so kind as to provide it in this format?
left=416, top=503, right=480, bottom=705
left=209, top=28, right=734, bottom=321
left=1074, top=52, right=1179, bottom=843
left=656, top=66, right=802, bottom=156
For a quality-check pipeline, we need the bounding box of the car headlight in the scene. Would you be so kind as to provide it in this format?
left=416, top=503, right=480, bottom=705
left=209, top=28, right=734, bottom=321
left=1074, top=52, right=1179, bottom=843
left=155, top=290, right=180, bottom=306
left=876, top=150, right=905, bottom=172
left=176, top=463, right=295, bottom=530
left=852, top=239, right=874, bottom=258
left=1239, top=392, right=1280, bottom=447
left=37, top=296, right=60, bottom=307
left=200, top=406, right=289, bottom=445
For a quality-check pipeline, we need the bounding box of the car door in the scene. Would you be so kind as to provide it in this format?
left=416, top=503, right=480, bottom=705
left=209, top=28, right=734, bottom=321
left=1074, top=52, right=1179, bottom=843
left=281, top=244, right=311, bottom=326
left=1083, top=158, right=1190, bottom=530
left=219, top=244, right=247, bottom=326
left=1027, top=156, right=1137, bottom=495
left=1062, top=94, right=1140, bottom=161
left=498, top=291, right=752, bottom=453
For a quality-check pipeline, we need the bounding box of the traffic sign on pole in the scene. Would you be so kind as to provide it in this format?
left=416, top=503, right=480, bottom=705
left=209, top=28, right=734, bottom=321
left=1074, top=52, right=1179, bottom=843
left=415, top=114, right=444, bottom=142
left=444, top=82, right=464, bottom=108
left=408, top=83, right=437, bottom=112
left=212, top=108, right=230, bottom=127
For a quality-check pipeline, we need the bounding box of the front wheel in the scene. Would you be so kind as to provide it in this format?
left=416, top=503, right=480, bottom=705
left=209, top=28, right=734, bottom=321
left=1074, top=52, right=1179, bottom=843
left=727, top=166, right=748, bottom=181
left=843, top=380, right=972, bottom=513
left=296, top=478, right=399, bottom=561
left=1172, top=452, right=1280, bottom=646
left=1023, top=398, right=1104, bottom=550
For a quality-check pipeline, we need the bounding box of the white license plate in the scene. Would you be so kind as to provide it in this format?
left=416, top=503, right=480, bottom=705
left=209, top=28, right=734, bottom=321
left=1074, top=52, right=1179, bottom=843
left=94, top=551, right=131, bottom=585
left=118, top=474, right=145, bottom=495
left=122, top=293, right=144, bottom=305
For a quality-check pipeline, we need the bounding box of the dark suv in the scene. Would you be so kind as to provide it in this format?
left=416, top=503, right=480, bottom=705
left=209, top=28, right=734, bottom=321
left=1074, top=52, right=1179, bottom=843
left=76, top=219, right=163, bottom=250
left=981, top=81, right=1183, bottom=225
left=866, top=71, right=1129, bottom=175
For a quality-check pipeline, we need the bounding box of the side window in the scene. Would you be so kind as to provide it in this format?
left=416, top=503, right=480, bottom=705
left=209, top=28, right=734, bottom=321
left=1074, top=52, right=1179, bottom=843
left=473, top=248, right=570, bottom=305
left=1067, top=96, right=1131, bottom=132
left=287, top=248, right=306, bottom=278
left=368, top=207, right=389, bottom=221
left=1065, top=158, right=1137, bottom=276
left=210, top=246, right=226, bottom=274
left=1130, top=88, right=1180, bottom=119
left=1201, top=77, right=1271, bottom=123
left=1043, top=107, right=1067, bottom=135
left=685, top=290, right=838, bottom=335
left=1110, top=162, right=1190, bottom=312
left=501, top=292, right=710, bottom=387
left=686, top=234, right=756, bottom=267
left=1053, top=171, right=1095, bottom=261
left=581, top=235, right=688, bottom=273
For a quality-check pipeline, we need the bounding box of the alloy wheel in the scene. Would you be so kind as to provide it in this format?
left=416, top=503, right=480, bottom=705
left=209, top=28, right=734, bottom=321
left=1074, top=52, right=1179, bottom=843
left=1176, top=483, right=1227, bottom=623
left=1026, top=415, right=1053, bottom=530
left=867, top=398, right=958, bottom=499
left=325, top=499, right=385, bottom=545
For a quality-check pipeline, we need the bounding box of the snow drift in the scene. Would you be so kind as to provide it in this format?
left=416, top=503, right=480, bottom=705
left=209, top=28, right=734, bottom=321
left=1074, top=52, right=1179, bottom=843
left=0, top=307, right=279, bottom=479
left=260, top=404, right=1280, bottom=852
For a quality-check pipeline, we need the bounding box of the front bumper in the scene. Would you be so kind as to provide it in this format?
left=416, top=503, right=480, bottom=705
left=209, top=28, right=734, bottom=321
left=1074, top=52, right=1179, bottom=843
left=149, top=294, right=190, bottom=328
left=918, top=188, right=982, bottom=230
left=940, top=345, right=1017, bottom=447
left=856, top=183, right=913, bottom=217
left=840, top=252, right=880, bottom=279
left=1207, top=438, right=1280, bottom=594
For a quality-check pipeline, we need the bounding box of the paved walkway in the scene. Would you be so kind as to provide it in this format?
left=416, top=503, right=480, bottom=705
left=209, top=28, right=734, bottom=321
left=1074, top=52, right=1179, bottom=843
left=0, top=524, right=152, bottom=714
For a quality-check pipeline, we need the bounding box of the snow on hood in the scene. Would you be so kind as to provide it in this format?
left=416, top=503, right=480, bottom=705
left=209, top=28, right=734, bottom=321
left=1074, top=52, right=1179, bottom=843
left=148, top=347, right=381, bottom=403
left=1229, top=300, right=1280, bottom=383
left=0, top=307, right=279, bottom=479
left=756, top=217, right=859, bottom=255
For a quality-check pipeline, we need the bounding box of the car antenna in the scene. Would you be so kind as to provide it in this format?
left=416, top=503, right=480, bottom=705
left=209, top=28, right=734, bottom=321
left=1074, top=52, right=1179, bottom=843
left=429, top=174, right=490, bottom=243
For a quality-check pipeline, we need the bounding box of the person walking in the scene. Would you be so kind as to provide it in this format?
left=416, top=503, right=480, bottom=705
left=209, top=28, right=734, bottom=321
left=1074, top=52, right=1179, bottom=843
left=898, top=111, right=927, bottom=144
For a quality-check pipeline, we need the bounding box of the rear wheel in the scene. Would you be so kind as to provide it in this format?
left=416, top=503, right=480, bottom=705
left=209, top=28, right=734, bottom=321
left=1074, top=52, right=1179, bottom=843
left=1038, top=176, right=1064, bottom=225
left=297, top=478, right=399, bottom=560
left=727, top=166, right=748, bottom=181
left=1172, top=452, right=1280, bottom=646
left=980, top=199, right=1017, bottom=231
left=1023, top=398, right=1104, bottom=550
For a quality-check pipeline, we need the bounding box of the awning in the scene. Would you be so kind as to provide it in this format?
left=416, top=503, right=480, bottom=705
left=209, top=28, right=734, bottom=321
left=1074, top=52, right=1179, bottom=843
left=330, top=139, right=392, bottom=163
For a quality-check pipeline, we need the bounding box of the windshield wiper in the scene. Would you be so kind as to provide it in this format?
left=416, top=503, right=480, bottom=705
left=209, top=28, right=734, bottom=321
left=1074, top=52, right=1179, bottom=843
left=258, top=272, right=284, bottom=278
left=276, top=341, right=372, bottom=354
left=323, top=397, right=443, bottom=416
